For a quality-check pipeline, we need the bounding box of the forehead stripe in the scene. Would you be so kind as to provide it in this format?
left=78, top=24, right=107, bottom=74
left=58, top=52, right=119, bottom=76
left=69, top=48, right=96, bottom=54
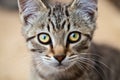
left=48, top=8, right=52, bottom=16
left=65, top=6, right=69, bottom=17
left=47, top=24, right=50, bottom=32
left=67, top=22, right=70, bottom=31
left=48, top=18, right=56, bottom=31
left=61, top=20, right=66, bottom=29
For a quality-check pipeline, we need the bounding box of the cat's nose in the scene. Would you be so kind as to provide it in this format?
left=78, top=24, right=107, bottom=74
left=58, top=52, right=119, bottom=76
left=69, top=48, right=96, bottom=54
left=54, top=55, right=66, bottom=63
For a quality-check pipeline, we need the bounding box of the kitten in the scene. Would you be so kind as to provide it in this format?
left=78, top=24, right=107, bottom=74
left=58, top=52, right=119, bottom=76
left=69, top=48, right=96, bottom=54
left=18, top=0, right=120, bottom=80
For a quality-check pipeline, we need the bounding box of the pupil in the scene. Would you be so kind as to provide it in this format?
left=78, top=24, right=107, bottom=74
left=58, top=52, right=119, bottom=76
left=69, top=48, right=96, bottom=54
left=72, top=33, right=76, bottom=38
left=42, top=35, right=46, bottom=40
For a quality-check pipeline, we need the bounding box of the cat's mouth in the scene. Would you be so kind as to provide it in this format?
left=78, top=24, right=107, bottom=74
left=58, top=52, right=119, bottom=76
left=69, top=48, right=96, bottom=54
left=55, top=63, right=68, bottom=69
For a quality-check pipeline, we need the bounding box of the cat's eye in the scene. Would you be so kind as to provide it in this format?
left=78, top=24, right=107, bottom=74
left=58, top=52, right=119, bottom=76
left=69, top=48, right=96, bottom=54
left=68, top=31, right=81, bottom=43
left=37, top=33, right=51, bottom=44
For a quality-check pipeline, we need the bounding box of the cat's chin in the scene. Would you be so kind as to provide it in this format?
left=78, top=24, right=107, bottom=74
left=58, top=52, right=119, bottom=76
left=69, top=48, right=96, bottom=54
left=36, top=62, right=83, bottom=80
left=52, top=61, right=77, bottom=71
left=43, top=64, right=83, bottom=80
left=54, top=64, right=69, bottom=70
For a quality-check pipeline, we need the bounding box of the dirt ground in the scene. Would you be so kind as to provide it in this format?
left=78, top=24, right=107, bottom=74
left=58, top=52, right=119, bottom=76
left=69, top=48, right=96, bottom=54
left=0, top=0, right=120, bottom=80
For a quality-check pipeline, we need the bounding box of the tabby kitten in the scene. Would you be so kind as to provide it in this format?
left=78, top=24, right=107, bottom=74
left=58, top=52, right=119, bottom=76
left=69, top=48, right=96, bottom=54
left=18, top=0, right=120, bottom=80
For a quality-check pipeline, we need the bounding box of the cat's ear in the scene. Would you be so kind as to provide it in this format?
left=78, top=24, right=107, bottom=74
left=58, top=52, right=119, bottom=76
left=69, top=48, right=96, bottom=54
left=68, top=0, right=97, bottom=22
left=18, top=0, right=49, bottom=25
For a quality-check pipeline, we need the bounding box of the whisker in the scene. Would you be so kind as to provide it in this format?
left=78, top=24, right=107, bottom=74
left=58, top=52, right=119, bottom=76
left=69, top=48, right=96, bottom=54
left=43, top=57, right=51, bottom=60
left=74, top=62, right=86, bottom=71
left=80, top=53, right=103, bottom=59
left=82, top=55, right=112, bottom=72
left=68, top=55, right=78, bottom=60
left=77, top=61, right=90, bottom=71
left=80, top=53, right=111, bottom=72
left=78, top=59, right=105, bottom=80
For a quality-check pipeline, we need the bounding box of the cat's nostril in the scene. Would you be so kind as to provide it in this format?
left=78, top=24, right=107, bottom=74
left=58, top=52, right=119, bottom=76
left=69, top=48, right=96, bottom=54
left=54, top=55, right=66, bottom=63
left=45, top=55, right=51, bottom=58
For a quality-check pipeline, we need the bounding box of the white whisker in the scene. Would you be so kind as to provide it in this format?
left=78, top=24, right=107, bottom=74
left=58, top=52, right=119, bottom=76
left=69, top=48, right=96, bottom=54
left=78, top=58, right=105, bottom=80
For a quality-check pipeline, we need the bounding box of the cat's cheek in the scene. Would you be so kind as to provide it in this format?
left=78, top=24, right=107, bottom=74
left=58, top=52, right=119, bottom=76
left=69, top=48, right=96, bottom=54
left=27, top=41, right=34, bottom=49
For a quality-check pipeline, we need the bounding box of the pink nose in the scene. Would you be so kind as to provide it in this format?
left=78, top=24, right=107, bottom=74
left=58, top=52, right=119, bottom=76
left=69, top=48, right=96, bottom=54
left=54, top=55, right=66, bottom=63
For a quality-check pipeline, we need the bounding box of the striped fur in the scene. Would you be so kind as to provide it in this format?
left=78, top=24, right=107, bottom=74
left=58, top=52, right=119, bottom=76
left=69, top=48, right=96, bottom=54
left=18, top=0, right=98, bottom=80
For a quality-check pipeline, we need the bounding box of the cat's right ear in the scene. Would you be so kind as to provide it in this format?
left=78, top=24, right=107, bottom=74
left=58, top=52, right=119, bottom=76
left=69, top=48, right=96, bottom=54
left=68, top=0, right=97, bottom=23
left=18, top=0, right=49, bottom=25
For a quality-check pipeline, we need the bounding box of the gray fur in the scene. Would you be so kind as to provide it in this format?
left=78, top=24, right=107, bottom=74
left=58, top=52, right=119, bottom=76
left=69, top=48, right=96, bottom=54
left=18, top=0, right=120, bottom=80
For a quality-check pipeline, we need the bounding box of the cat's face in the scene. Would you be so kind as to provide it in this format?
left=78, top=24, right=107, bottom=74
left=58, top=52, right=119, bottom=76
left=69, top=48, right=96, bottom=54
left=18, top=0, right=97, bottom=79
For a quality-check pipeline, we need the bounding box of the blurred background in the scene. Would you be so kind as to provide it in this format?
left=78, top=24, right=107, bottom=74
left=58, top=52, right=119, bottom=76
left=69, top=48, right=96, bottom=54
left=0, top=0, right=120, bottom=80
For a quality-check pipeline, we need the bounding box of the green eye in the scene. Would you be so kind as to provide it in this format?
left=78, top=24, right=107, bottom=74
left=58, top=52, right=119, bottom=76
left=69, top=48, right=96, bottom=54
left=38, top=33, right=51, bottom=44
left=68, top=31, right=81, bottom=43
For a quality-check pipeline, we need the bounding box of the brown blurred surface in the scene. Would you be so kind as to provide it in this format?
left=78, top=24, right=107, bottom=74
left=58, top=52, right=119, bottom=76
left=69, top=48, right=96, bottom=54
left=0, top=0, right=120, bottom=80
left=95, top=0, right=120, bottom=48
left=0, top=8, right=30, bottom=80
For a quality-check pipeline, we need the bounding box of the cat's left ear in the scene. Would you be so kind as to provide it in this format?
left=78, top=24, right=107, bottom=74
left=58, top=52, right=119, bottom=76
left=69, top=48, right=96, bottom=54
left=68, top=0, right=97, bottom=22
left=18, top=0, right=49, bottom=25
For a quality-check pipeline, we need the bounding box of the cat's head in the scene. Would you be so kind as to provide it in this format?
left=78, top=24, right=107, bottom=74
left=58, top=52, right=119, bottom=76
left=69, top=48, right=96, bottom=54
left=18, top=0, right=97, bottom=79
